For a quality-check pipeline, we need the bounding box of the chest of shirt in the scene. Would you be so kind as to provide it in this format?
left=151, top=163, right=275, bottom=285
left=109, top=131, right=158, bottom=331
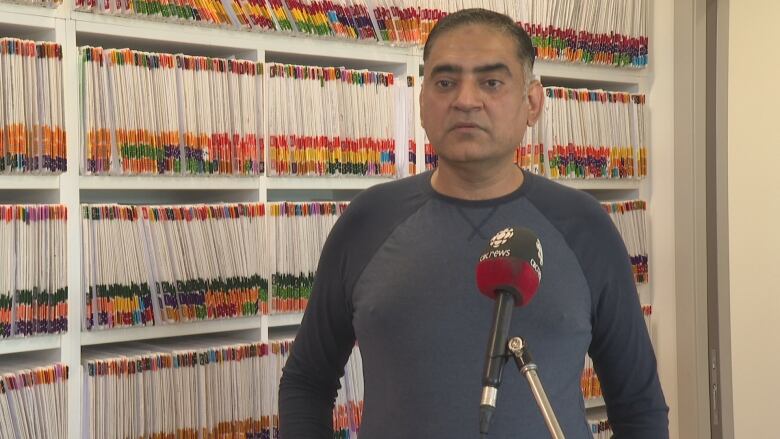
left=350, top=200, right=593, bottom=363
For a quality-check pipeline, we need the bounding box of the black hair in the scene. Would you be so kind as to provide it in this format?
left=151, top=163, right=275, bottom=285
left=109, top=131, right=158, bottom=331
left=423, top=8, right=535, bottom=81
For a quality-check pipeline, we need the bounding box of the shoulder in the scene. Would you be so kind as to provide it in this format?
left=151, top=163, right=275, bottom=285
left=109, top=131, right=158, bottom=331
left=322, top=172, right=433, bottom=296
left=522, top=175, right=633, bottom=314
left=334, top=172, right=433, bottom=232
left=523, top=173, right=614, bottom=236
left=522, top=173, right=627, bottom=291
left=322, top=172, right=432, bottom=261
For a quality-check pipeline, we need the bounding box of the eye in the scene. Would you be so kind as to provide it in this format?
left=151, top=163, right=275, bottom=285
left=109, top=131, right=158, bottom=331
left=435, top=79, right=455, bottom=89
left=484, top=79, right=503, bottom=89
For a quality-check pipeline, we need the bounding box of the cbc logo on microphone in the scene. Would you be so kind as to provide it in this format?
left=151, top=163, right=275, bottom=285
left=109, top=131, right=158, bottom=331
left=490, top=228, right=514, bottom=248
left=536, top=238, right=544, bottom=266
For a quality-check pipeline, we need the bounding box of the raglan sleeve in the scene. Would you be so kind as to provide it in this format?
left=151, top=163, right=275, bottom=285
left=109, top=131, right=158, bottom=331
left=278, top=208, right=358, bottom=438
left=585, top=207, right=669, bottom=439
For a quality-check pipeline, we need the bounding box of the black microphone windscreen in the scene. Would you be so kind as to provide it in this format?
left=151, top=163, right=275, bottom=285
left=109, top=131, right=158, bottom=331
left=475, top=227, right=543, bottom=307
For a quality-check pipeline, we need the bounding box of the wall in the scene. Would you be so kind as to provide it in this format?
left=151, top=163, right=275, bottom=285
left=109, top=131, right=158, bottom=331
left=645, top=0, right=680, bottom=436
left=726, top=1, right=780, bottom=436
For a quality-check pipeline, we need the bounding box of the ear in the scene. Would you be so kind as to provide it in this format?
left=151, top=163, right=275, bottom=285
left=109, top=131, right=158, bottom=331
left=419, top=80, right=425, bottom=127
left=525, top=80, right=544, bottom=126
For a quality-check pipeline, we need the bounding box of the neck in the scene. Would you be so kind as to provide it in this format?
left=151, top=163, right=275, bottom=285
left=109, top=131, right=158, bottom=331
left=431, top=161, right=525, bottom=201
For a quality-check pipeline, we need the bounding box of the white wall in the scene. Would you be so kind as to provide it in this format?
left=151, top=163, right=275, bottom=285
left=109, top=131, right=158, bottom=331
left=727, top=1, right=780, bottom=436
left=646, top=0, right=680, bottom=436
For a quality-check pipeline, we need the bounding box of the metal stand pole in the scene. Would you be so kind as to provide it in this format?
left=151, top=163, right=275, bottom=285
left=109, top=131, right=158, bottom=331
left=507, top=336, right=565, bottom=439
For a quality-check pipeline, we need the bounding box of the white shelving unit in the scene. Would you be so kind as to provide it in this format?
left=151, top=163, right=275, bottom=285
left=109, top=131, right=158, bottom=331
left=80, top=316, right=264, bottom=346
left=79, top=175, right=262, bottom=191
left=0, top=2, right=61, bottom=25
left=0, top=4, right=660, bottom=439
left=0, top=174, right=61, bottom=190
left=535, top=61, right=647, bottom=91
left=0, top=334, right=61, bottom=355
left=584, top=396, right=606, bottom=410
left=268, top=312, right=305, bottom=328
left=264, top=176, right=395, bottom=190
left=557, top=179, right=642, bottom=191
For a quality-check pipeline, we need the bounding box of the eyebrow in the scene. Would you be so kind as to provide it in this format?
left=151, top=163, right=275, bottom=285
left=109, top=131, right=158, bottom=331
left=429, top=63, right=513, bottom=77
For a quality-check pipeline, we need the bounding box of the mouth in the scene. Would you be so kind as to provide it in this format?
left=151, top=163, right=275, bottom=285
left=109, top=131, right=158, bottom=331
left=451, top=123, right=482, bottom=131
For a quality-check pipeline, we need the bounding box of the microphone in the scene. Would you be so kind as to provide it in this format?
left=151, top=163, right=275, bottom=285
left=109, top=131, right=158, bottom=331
left=475, top=227, right=543, bottom=435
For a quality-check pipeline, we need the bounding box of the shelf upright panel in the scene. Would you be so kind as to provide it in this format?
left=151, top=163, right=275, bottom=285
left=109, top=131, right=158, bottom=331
left=412, top=51, right=425, bottom=176
left=59, top=13, right=83, bottom=439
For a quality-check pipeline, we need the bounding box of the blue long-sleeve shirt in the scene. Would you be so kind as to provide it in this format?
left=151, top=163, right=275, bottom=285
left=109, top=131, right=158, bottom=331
left=279, top=170, right=668, bottom=438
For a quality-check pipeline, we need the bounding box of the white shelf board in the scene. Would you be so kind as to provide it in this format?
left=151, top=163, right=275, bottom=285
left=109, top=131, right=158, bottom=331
left=264, top=176, right=394, bottom=190
left=72, top=11, right=413, bottom=64
left=262, top=176, right=635, bottom=191
left=79, top=175, right=260, bottom=190
left=415, top=51, right=646, bottom=88
left=0, top=174, right=60, bottom=190
left=81, top=316, right=263, bottom=346
left=0, top=3, right=61, bottom=23
left=556, top=179, right=641, bottom=191
left=73, top=11, right=261, bottom=52
left=261, top=33, right=411, bottom=66
left=268, top=312, right=303, bottom=328
left=535, top=60, right=647, bottom=88
left=584, top=396, right=606, bottom=409
left=0, top=334, right=60, bottom=355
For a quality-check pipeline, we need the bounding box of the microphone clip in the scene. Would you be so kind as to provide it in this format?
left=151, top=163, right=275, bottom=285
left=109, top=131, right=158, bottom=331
left=506, top=336, right=565, bottom=439
left=480, top=336, right=565, bottom=438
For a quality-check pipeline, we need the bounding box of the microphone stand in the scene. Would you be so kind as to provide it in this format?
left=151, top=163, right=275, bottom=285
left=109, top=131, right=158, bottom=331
left=507, top=336, right=565, bottom=439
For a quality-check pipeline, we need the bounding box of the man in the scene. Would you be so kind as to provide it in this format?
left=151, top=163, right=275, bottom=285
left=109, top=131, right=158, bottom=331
left=279, top=8, right=668, bottom=438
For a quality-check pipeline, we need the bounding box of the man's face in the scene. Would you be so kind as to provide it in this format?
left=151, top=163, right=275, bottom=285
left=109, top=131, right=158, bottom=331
left=421, top=24, right=542, bottom=167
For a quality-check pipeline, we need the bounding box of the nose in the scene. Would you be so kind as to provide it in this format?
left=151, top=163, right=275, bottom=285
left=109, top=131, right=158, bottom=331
left=452, top=80, right=483, bottom=112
